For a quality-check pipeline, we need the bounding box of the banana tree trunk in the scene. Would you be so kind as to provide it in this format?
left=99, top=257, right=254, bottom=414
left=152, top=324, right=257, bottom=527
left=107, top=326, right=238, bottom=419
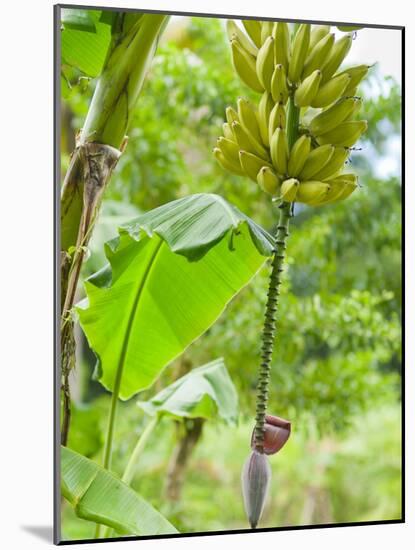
left=60, top=13, right=169, bottom=445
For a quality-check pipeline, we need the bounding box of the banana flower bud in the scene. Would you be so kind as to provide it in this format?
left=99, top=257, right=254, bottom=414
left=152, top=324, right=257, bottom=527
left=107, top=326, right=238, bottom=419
left=241, top=449, right=271, bottom=529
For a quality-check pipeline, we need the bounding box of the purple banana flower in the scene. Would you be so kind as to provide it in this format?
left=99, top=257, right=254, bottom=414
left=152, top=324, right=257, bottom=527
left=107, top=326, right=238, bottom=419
left=251, top=414, right=291, bottom=455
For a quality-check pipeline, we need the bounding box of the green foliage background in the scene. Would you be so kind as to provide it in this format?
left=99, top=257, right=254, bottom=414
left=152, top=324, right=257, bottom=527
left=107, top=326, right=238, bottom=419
left=61, top=15, right=402, bottom=539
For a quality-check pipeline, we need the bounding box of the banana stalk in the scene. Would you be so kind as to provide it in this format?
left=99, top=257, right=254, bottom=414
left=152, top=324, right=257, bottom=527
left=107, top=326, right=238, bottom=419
left=244, top=98, right=298, bottom=531
left=253, top=96, right=298, bottom=454
left=215, top=20, right=370, bottom=529
left=60, top=13, right=169, bottom=447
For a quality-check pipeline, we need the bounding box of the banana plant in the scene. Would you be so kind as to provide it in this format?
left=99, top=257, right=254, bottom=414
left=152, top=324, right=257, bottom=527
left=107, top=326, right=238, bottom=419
left=215, top=20, right=370, bottom=528
left=59, top=8, right=169, bottom=445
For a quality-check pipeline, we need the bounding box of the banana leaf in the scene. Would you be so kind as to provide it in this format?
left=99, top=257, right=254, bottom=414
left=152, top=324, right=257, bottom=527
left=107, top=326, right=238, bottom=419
left=61, top=446, right=178, bottom=536
left=77, top=193, right=274, bottom=400
left=137, top=358, right=238, bottom=425
left=61, top=9, right=112, bottom=77
left=85, top=200, right=142, bottom=275
left=61, top=8, right=97, bottom=32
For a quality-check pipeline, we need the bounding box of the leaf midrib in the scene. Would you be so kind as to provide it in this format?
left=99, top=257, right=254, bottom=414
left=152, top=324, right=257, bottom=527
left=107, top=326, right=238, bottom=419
left=112, top=237, right=164, bottom=397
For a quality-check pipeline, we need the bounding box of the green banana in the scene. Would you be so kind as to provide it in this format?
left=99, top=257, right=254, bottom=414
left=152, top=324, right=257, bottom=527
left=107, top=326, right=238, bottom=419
left=311, top=146, right=349, bottom=180
left=310, top=181, right=346, bottom=205
left=226, top=106, right=239, bottom=126
left=268, top=102, right=286, bottom=139
left=256, top=36, right=276, bottom=91
left=232, top=121, right=269, bottom=159
left=327, top=173, right=358, bottom=194
left=231, top=38, right=264, bottom=93
left=332, top=173, right=358, bottom=184
left=237, top=97, right=262, bottom=145
left=302, top=33, right=335, bottom=79
left=287, top=135, right=311, bottom=177
left=338, top=64, right=371, bottom=94
left=216, top=18, right=369, bottom=209
left=313, top=175, right=358, bottom=205
left=335, top=181, right=358, bottom=201
left=257, top=92, right=274, bottom=146
left=223, top=122, right=234, bottom=141
left=316, top=120, right=368, bottom=147
left=288, top=23, right=310, bottom=83
left=309, top=97, right=362, bottom=135
left=337, top=25, right=363, bottom=32
left=294, top=69, right=322, bottom=107
left=257, top=166, right=281, bottom=195
left=345, top=96, right=363, bottom=120
left=227, top=20, right=258, bottom=57
left=272, top=22, right=290, bottom=70
left=213, top=147, right=244, bottom=175
left=261, top=21, right=274, bottom=44
left=320, top=34, right=353, bottom=83
left=310, top=73, right=351, bottom=108
left=296, top=181, right=330, bottom=204
left=242, top=20, right=262, bottom=48
left=270, top=127, right=289, bottom=175
left=239, top=150, right=271, bottom=182
left=309, top=25, right=331, bottom=50
left=271, top=64, right=289, bottom=104
left=217, top=136, right=240, bottom=164
left=298, top=144, right=334, bottom=180
left=280, top=178, right=299, bottom=201
left=346, top=86, right=356, bottom=96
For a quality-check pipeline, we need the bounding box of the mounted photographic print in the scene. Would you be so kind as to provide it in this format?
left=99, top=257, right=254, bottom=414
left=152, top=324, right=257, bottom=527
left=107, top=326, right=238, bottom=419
left=55, top=4, right=404, bottom=544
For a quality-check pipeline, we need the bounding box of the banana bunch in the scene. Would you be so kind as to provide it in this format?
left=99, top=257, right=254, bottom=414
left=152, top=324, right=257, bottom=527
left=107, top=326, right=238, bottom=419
left=215, top=20, right=371, bottom=207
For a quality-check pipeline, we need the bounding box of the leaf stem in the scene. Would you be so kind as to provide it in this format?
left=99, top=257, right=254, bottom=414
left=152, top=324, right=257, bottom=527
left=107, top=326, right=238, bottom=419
left=253, top=97, right=299, bottom=452
left=122, top=416, right=159, bottom=485
left=101, top=415, right=159, bottom=538
left=94, top=357, right=125, bottom=538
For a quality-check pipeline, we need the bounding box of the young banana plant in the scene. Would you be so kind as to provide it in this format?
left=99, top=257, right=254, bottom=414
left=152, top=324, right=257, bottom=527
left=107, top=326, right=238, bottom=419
left=60, top=12, right=169, bottom=446
left=217, top=19, right=370, bottom=528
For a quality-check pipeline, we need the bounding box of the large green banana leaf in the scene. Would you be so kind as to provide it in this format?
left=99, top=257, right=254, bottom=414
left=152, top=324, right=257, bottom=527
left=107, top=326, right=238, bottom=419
left=61, top=446, right=178, bottom=536
left=77, top=193, right=274, bottom=400
left=137, top=358, right=238, bottom=425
